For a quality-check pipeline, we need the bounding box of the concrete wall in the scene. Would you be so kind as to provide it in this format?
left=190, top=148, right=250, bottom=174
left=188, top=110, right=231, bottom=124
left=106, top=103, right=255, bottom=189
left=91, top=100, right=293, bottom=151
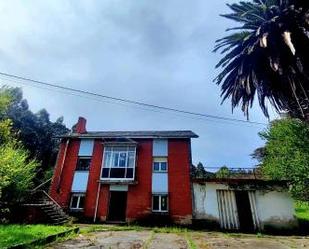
left=192, top=182, right=297, bottom=230
left=255, top=190, right=297, bottom=230
left=193, top=183, right=227, bottom=222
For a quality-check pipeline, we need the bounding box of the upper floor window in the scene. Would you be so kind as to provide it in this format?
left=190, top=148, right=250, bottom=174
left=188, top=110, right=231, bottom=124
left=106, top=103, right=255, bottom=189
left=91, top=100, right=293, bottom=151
left=76, top=157, right=91, bottom=171
left=101, top=146, right=136, bottom=180
left=153, top=157, right=167, bottom=173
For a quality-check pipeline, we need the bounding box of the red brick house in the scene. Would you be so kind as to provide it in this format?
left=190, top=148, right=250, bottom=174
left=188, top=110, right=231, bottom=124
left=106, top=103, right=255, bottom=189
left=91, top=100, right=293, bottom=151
left=49, top=117, right=198, bottom=224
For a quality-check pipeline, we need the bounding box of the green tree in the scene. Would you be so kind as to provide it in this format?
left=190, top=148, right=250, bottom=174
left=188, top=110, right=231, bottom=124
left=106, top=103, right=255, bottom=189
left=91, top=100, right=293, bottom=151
left=215, top=166, right=231, bottom=178
left=195, top=162, right=207, bottom=178
left=0, top=92, right=37, bottom=222
left=257, top=118, right=309, bottom=201
left=1, top=87, right=69, bottom=183
left=214, top=0, right=309, bottom=119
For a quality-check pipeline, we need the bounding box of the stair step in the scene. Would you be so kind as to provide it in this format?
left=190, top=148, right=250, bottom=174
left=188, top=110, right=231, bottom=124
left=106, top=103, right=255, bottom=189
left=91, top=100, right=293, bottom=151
left=24, top=190, right=70, bottom=225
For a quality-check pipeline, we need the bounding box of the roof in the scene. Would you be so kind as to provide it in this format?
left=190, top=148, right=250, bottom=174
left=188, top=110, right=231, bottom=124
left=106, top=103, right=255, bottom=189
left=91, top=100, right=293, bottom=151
left=192, top=178, right=289, bottom=186
left=58, top=130, right=198, bottom=139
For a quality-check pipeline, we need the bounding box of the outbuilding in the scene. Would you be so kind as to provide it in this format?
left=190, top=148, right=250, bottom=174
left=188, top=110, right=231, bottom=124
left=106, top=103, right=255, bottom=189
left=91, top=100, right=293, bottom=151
left=192, top=178, right=298, bottom=232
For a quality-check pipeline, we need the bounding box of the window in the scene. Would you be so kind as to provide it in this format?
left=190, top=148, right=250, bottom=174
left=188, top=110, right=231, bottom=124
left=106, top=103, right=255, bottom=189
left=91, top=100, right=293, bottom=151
left=70, top=194, right=85, bottom=210
left=76, top=157, right=91, bottom=171
left=153, top=157, right=168, bottom=172
left=152, top=194, right=168, bottom=212
left=101, top=146, right=136, bottom=179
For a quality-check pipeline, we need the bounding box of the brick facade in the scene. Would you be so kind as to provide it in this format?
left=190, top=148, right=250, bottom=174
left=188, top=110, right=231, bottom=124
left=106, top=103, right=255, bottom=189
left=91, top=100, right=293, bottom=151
left=49, top=118, right=196, bottom=224
left=126, top=140, right=153, bottom=221
left=168, top=139, right=193, bottom=223
left=50, top=139, right=80, bottom=207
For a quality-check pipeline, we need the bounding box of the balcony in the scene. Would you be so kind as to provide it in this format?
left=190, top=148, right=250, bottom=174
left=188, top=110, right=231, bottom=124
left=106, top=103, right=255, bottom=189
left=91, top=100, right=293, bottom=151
left=100, top=145, right=136, bottom=182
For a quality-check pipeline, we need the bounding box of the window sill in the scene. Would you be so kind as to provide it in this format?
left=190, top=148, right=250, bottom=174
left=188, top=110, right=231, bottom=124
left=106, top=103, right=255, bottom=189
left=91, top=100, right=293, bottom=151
left=99, top=179, right=138, bottom=185
left=151, top=211, right=169, bottom=215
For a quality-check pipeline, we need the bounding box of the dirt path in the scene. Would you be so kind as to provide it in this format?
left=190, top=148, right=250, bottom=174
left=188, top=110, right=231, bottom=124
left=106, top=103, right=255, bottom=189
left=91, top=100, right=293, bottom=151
left=193, top=232, right=309, bottom=249
left=48, top=230, right=309, bottom=249
left=148, top=233, right=188, bottom=249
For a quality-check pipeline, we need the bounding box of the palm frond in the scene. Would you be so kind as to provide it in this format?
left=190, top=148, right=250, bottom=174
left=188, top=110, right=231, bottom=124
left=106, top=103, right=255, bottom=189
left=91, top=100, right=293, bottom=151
left=214, top=0, right=309, bottom=119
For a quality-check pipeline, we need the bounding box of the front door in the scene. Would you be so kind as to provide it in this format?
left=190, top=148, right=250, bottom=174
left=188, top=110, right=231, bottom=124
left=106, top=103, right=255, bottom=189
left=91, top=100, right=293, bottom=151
left=235, top=191, right=254, bottom=231
left=107, top=191, right=127, bottom=222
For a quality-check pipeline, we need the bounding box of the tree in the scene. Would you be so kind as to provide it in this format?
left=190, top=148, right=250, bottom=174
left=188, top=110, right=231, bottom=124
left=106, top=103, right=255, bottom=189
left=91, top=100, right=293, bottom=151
left=0, top=92, right=38, bottom=221
left=257, top=118, right=309, bottom=201
left=195, top=162, right=207, bottom=178
left=214, top=0, right=309, bottom=120
left=215, top=166, right=231, bottom=178
left=0, top=87, right=69, bottom=183
left=191, top=162, right=215, bottom=178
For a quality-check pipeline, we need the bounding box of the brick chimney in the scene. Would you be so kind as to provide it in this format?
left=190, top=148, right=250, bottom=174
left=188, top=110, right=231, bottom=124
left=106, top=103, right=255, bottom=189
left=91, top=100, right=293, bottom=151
left=75, top=117, right=87, bottom=133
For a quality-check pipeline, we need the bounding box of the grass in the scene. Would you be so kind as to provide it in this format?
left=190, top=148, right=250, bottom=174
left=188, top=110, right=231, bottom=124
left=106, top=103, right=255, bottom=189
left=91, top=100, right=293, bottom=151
left=0, top=224, right=72, bottom=248
left=295, top=201, right=309, bottom=221
left=80, top=224, right=199, bottom=248
left=79, top=224, right=146, bottom=234
left=79, top=224, right=192, bottom=234
left=185, top=232, right=198, bottom=249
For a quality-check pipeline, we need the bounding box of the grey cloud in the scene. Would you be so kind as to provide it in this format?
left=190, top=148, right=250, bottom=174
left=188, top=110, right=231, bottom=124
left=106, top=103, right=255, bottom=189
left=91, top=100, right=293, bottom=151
left=0, top=0, right=271, bottom=168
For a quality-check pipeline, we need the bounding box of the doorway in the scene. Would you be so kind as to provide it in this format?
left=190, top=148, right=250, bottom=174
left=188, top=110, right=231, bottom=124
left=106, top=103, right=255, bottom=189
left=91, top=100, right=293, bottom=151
left=235, top=191, right=254, bottom=231
left=107, top=191, right=127, bottom=222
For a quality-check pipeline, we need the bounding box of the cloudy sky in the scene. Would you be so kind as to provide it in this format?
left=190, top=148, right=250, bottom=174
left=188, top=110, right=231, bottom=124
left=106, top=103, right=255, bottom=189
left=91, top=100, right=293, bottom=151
left=0, top=0, right=276, bottom=168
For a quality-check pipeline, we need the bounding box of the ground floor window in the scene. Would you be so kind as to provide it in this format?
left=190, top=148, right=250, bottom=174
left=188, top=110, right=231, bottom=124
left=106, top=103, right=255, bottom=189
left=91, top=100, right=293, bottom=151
left=70, top=193, right=85, bottom=211
left=152, top=194, right=168, bottom=212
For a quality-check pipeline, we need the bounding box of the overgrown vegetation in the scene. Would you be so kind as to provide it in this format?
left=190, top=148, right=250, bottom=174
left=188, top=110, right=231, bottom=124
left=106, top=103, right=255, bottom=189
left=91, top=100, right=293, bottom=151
left=0, top=86, right=70, bottom=222
left=190, top=162, right=215, bottom=178
left=254, top=118, right=309, bottom=201
left=295, top=202, right=309, bottom=221
left=2, top=87, right=69, bottom=184
left=0, top=90, right=38, bottom=222
left=0, top=224, right=70, bottom=248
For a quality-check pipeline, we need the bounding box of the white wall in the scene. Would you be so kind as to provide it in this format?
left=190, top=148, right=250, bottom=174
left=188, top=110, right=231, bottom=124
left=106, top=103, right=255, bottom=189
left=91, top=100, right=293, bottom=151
left=193, top=182, right=297, bottom=230
left=193, top=182, right=228, bottom=220
left=153, top=139, right=168, bottom=157
left=71, top=172, right=89, bottom=192
left=255, top=190, right=297, bottom=229
left=78, top=139, right=94, bottom=156
left=152, top=173, right=168, bottom=193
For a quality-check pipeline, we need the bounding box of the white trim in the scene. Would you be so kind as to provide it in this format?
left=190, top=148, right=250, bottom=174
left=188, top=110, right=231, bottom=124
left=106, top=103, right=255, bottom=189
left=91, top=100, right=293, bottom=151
left=70, top=193, right=85, bottom=210
left=110, top=185, right=129, bottom=191
left=101, top=145, right=136, bottom=180
left=93, top=183, right=101, bottom=222
left=153, top=157, right=168, bottom=173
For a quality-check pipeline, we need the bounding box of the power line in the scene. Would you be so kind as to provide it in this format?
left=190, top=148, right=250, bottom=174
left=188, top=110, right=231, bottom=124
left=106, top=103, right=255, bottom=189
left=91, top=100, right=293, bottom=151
left=0, top=71, right=268, bottom=126
left=0, top=75, right=261, bottom=129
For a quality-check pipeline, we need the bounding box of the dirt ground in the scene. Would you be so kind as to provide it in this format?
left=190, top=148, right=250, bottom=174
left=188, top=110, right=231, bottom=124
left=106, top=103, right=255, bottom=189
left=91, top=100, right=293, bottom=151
left=48, top=230, right=309, bottom=249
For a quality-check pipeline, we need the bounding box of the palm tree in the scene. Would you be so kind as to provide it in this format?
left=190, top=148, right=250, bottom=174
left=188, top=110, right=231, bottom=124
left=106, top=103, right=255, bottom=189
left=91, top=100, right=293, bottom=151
left=214, top=0, right=309, bottom=120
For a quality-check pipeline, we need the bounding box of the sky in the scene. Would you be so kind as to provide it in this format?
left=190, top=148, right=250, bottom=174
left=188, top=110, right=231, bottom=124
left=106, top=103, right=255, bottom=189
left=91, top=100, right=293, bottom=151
left=0, top=0, right=276, bottom=168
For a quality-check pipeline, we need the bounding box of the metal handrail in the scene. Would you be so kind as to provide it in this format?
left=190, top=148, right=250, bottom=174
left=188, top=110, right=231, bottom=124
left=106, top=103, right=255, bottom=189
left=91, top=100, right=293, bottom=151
left=32, top=178, right=52, bottom=192
left=40, top=190, right=62, bottom=209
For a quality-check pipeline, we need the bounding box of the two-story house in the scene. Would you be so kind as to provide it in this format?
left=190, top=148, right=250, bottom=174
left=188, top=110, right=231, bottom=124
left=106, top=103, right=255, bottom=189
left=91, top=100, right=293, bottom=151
left=49, top=117, right=198, bottom=224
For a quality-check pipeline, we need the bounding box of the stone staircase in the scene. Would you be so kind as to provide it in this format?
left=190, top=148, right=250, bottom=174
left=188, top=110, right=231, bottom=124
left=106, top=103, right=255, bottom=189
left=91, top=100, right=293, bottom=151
left=23, top=190, right=70, bottom=225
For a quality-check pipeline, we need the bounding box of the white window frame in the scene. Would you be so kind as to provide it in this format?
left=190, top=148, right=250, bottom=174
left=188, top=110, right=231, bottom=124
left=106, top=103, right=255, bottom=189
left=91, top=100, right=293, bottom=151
left=152, top=194, right=168, bottom=213
left=70, top=193, right=85, bottom=210
left=101, top=146, right=137, bottom=180
left=153, top=157, right=168, bottom=173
